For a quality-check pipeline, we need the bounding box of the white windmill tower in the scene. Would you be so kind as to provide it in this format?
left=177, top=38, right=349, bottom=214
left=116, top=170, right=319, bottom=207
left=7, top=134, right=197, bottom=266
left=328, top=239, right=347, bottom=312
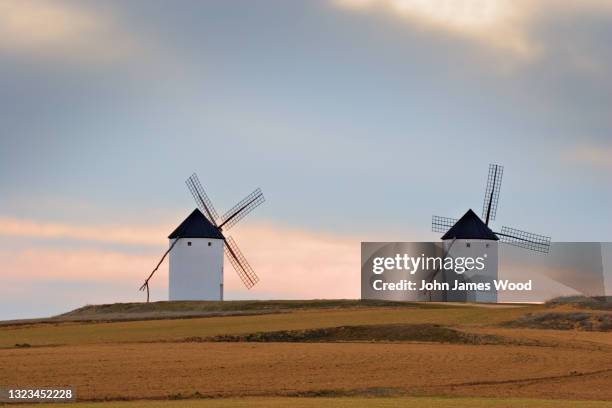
left=140, top=173, right=265, bottom=301
left=431, top=164, right=551, bottom=302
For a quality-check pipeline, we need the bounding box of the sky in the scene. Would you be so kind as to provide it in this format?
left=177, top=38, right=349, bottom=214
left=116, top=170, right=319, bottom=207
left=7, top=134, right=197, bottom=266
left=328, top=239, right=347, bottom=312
left=1, top=0, right=611, bottom=319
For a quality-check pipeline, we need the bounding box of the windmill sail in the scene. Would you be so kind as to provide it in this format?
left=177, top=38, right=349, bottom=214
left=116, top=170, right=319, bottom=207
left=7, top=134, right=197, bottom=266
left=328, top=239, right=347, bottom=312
left=432, top=215, right=458, bottom=234
left=482, top=164, right=503, bottom=225
left=186, top=173, right=219, bottom=226
left=497, top=226, right=550, bottom=253
left=224, top=236, right=259, bottom=289
left=218, top=188, right=265, bottom=231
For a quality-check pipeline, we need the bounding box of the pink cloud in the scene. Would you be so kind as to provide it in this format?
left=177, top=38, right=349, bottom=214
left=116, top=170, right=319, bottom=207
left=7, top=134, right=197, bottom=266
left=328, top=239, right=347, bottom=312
left=0, top=0, right=146, bottom=63
left=226, top=222, right=360, bottom=299
left=0, top=248, right=154, bottom=282
left=335, top=0, right=612, bottom=61
left=0, top=216, right=167, bottom=245
left=0, top=218, right=361, bottom=316
left=563, top=146, right=612, bottom=170
left=0, top=246, right=162, bottom=318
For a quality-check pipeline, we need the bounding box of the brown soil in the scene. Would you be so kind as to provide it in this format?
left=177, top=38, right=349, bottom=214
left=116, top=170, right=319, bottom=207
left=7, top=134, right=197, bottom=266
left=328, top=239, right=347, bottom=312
left=1, top=342, right=611, bottom=402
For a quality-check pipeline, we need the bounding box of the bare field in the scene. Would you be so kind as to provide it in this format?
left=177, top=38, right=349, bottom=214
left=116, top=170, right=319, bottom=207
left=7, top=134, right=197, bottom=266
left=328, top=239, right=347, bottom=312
left=1, top=301, right=611, bottom=406
left=12, top=397, right=612, bottom=408
left=2, top=341, right=611, bottom=401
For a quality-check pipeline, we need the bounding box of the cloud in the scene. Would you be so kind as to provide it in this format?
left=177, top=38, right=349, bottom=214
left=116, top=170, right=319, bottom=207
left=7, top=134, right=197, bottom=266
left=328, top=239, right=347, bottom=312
left=225, top=222, right=360, bottom=299
left=0, top=0, right=142, bottom=62
left=0, top=216, right=166, bottom=246
left=0, top=247, right=158, bottom=319
left=0, top=218, right=361, bottom=318
left=334, top=0, right=612, bottom=58
left=563, top=146, right=612, bottom=170
left=335, top=0, right=534, bottom=56
left=0, top=247, right=153, bottom=282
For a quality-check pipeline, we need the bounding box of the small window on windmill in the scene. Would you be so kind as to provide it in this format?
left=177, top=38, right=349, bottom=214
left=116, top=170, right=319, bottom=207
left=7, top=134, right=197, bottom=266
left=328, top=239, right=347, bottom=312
left=486, top=243, right=490, bottom=248
left=208, top=242, right=212, bottom=247
left=187, top=241, right=192, bottom=246
left=466, top=243, right=471, bottom=248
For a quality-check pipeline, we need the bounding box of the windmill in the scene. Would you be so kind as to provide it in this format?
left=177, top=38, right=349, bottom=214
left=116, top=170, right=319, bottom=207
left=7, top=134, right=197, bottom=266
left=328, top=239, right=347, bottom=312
left=432, top=164, right=551, bottom=252
left=429, top=164, right=550, bottom=301
left=139, top=173, right=265, bottom=302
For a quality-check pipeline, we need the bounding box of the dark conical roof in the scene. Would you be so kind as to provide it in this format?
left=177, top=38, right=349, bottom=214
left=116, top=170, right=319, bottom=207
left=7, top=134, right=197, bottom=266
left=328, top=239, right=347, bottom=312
left=441, top=209, right=499, bottom=240
left=168, top=208, right=224, bottom=239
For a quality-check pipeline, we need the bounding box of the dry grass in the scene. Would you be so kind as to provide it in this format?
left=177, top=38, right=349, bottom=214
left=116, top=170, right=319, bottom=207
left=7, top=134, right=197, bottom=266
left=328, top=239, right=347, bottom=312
left=61, top=299, right=443, bottom=315
left=0, top=306, right=537, bottom=348
left=0, top=300, right=454, bottom=326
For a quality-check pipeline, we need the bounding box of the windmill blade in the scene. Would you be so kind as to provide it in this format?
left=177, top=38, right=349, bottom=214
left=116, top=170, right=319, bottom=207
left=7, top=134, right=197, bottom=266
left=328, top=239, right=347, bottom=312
left=186, top=173, right=219, bottom=226
left=224, top=236, right=259, bottom=289
left=218, top=188, right=265, bottom=231
left=497, top=226, right=551, bottom=253
left=432, top=215, right=458, bottom=234
left=482, top=164, right=504, bottom=225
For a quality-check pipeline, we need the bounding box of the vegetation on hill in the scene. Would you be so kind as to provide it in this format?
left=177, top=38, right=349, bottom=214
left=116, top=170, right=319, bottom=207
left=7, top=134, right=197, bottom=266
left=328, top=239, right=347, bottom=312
left=545, top=296, right=612, bottom=311
left=60, top=299, right=452, bottom=316
left=196, top=324, right=506, bottom=345
left=504, top=312, right=611, bottom=331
